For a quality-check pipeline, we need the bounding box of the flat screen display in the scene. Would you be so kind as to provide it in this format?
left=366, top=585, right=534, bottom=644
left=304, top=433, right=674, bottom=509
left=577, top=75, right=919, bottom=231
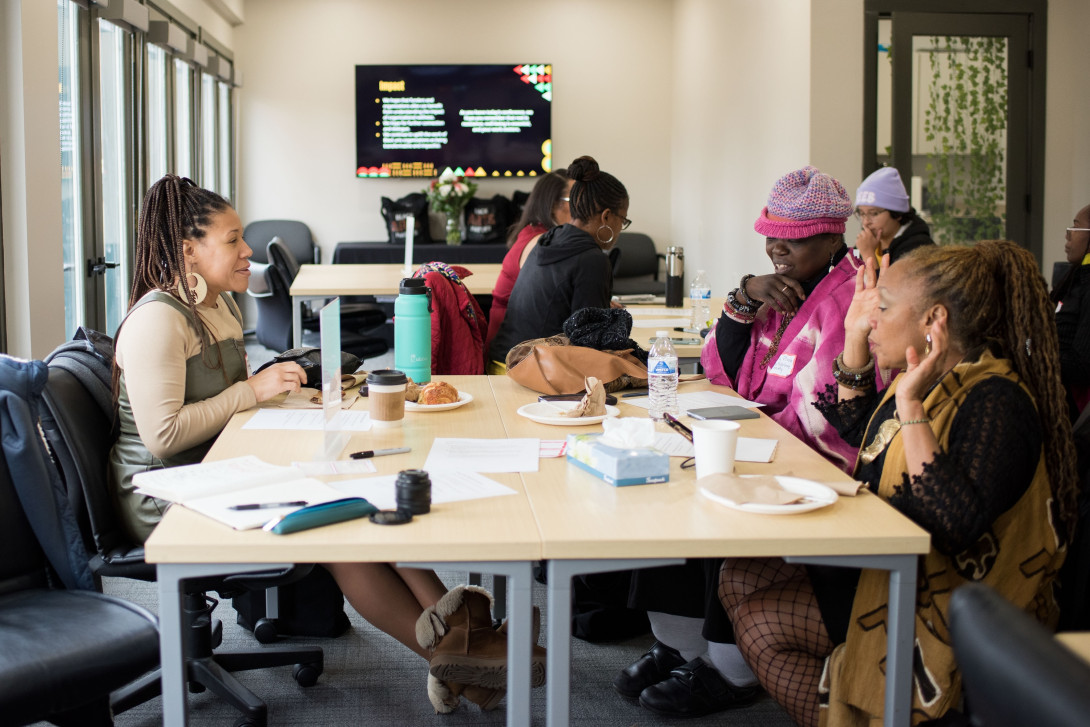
left=355, top=64, right=552, bottom=179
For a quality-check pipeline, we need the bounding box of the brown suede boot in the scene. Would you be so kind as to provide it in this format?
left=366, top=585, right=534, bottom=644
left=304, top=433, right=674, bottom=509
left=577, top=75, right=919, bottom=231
left=424, top=606, right=543, bottom=713
left=416, top=586, right=546, bottom=690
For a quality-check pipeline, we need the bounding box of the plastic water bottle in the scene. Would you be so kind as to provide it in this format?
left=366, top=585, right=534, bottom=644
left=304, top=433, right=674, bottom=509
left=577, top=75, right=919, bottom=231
left=647, top=330, right=679, bottom=421
left=394, top=278, right=432, bottom=383
left=689, top=269, right=711, bottom=331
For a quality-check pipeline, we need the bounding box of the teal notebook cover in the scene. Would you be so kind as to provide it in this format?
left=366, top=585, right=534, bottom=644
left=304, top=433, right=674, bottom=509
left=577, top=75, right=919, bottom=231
left=263, top=497, right=377, bottom=535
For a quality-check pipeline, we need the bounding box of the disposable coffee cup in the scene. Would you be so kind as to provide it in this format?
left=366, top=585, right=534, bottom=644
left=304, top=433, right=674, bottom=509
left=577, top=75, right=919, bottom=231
left=366, top=370, right=408, bottom=427
left=692, top=419, right=741, bottom=479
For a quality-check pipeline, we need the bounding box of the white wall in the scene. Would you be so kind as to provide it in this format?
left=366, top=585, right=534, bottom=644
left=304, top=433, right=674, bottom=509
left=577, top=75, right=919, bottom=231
left=236, top=0, right=675, bottom=258
left=670, top=0, right=812, bottom=293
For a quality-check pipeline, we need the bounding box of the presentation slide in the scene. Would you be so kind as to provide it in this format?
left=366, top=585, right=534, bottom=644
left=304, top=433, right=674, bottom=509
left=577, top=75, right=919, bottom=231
left=355, top=64, right=552, bottom=179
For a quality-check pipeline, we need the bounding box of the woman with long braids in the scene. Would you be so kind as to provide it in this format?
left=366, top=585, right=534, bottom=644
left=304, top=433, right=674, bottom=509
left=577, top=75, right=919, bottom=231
left=111, top=175, right=534, bottom=713
left=1052, top=203, right=1090, bottom=418
left=487, top=155, right=627, bottom=364
left=720, top=241, right=1078, bottom=726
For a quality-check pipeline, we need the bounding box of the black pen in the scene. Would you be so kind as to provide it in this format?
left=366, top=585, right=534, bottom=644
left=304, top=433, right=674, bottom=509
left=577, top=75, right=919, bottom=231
left=350, top=446, right=411, bottom=459
left=228, top=500, right=308, bottom=511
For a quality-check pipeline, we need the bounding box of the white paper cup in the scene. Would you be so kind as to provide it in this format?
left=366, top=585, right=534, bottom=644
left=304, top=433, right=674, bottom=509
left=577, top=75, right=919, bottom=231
left=691, top=419, right=741, bottom=479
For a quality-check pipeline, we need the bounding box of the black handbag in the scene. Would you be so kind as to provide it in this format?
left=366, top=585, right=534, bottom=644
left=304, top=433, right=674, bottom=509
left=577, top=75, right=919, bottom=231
left=253, top=347, right=362, bottom=388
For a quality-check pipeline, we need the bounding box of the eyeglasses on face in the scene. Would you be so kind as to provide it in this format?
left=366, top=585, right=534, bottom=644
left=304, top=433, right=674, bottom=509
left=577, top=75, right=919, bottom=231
left=1067, top=227, right=1090, bottom=233
left=559, top=197, right=570, bottom=202
left=613, top=212, right=633, bottom=231
left=855, top=209, right=889, bottom=222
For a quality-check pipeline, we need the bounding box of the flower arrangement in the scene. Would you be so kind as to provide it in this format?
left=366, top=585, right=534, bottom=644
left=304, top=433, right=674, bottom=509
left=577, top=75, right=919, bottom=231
left=425, top=170, right=478, bottom=244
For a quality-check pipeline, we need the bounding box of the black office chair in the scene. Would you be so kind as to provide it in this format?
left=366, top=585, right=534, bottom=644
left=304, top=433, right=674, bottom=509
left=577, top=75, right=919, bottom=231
left=950, top=582, right=1090, bottom=727
left=0, top=356, right=160, bottom=727
left=38, top=339, right=324, bottom=727
left=611, top=232, right=666, bottom=296
left=243, top=219, right=320, bottom=265
left=261, top=237, right=388, bottom=359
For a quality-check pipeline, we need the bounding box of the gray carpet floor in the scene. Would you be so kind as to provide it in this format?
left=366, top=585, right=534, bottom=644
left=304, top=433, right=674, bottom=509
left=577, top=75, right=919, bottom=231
left=88, top=572, right=794, bottom=727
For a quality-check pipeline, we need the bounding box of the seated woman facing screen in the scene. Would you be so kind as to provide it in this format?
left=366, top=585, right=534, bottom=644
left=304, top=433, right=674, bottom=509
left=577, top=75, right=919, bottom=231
left=485, top=169, right=572, bottom=359
left=603, top=167, right=861, bottom=720
left=1052, top=203, right=1090, bottom=419
left=110, top=174, right=530, bottom=713
left=487, top=155, right=626, bottom=367
left=720, top=241, right=1077, bottom=727
left=853, top=166, right=934, bottom=265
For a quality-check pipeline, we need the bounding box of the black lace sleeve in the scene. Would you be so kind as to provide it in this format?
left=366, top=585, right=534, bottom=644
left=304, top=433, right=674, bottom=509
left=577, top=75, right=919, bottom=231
left=713, top=312, right=752, bottom=382
left=889, top=377, right=1042, bottom=556
left=813, top=384, right=882, bottom=448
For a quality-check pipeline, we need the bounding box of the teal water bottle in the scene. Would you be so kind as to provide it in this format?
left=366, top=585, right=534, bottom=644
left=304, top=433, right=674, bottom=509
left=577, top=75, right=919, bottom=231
left=394, top=278, right=432, bottom=383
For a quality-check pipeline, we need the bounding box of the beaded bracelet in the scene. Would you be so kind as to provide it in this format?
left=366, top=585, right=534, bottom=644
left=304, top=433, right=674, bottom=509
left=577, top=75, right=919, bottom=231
left=832, top=352, right=876, bottom=390
left=723, top=289, right=759, bottom=323
left=738, top=274, right=757, bottom=305
left=899, top=418, right=932, bottom=426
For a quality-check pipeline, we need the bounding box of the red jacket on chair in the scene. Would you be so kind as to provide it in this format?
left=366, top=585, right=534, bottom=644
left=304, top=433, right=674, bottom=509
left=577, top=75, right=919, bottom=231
left=415, top=263, right=488, bottom=375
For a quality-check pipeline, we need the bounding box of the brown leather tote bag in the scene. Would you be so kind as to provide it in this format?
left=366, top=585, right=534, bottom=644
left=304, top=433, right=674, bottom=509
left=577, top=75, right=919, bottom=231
left=505, top=335, right=649, bottom=395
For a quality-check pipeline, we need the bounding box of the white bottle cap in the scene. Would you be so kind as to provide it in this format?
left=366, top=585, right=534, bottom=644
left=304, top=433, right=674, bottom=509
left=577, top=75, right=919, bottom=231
left=656, top=330, right=669, bottom=337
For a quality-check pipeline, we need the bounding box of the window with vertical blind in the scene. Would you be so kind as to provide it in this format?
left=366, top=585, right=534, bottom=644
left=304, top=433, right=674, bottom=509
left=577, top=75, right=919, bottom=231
left=55, top=0, right=236, bottom=336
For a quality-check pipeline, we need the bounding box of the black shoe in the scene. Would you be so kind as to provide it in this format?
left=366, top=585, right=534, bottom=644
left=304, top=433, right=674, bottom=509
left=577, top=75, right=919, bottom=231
left=613, top=641, right=686, bottom=699
left=638, top=659, right=761, bottom=718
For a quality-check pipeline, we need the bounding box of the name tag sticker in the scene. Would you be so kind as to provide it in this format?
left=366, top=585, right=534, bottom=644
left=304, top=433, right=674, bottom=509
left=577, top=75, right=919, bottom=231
left=769, top=353, right=796, bottom=378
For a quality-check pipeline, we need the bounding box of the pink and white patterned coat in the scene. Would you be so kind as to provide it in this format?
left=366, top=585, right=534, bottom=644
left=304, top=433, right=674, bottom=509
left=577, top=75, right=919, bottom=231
left=700, top=254, right=861, bottom=473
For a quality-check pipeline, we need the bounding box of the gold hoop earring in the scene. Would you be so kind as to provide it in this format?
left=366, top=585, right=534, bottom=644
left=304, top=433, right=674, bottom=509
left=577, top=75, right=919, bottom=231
left=178, top=271, right=208, bottom=305
left=596, top=225, right=614, bottom=244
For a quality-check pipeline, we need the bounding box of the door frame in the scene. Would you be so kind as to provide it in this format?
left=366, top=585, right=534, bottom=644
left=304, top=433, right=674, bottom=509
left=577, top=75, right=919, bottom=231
left=863, top=0, right=1047, bottom=260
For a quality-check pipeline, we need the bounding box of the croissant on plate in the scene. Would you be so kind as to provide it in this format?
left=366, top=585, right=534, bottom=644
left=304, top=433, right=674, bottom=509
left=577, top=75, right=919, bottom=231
left=417, top=381, right=459, bottom=405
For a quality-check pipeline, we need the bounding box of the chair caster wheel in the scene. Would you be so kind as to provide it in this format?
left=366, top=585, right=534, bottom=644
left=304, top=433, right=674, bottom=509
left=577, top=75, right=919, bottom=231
left=232, top=716, right=264, bottom=727
left=252, top=617, right=279, bottom=644
left=188, top=682, right=206, bottom=694
left=293, top=661, right=323, bottom=687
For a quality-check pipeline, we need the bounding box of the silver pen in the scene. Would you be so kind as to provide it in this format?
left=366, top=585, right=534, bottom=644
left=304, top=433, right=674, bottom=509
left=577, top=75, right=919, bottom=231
left=349, top=446, right=411, bottom=460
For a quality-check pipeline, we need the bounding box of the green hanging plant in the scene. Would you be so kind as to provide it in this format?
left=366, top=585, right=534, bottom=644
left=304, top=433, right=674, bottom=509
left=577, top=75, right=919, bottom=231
left=922, top=35, right=1008, bottom=244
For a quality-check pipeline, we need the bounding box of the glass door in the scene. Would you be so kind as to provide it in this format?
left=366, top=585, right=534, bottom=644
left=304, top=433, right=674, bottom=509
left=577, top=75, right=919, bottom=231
left=879, top=12, right=1039, bottom=255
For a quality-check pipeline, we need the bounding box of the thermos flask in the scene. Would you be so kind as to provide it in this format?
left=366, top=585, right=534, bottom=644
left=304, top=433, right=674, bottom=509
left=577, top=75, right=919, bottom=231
left=394, top=278, right=432, bottom=383
left=665, top=246, right=685, bottom=307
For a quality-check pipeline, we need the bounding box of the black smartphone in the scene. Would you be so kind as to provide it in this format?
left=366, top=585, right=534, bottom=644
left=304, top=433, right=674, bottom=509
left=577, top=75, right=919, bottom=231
left=538, top=393, right=618, bottom=406
left=662, top=412, right=694, bottom=442
left=687, top=405, right=760, bottom=421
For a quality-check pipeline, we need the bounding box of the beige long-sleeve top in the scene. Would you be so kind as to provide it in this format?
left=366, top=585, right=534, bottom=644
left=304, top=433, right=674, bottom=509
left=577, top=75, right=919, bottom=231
left=115, top=294, right=256, bottom=459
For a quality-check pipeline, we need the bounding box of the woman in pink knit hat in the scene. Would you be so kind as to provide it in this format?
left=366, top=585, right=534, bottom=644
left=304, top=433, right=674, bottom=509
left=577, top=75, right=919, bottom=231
left=701, top=165, right=859, bottom=471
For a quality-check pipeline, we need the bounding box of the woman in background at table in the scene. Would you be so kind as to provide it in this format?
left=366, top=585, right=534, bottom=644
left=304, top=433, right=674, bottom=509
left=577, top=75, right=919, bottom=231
left=853, top=166, right=934, bottom=265
left=608, top=167, right=859, bottom=720
left=484, top=169, right=572, bottom=360
left=720, top=241, right=1077, bottom=726
left=487, top=155, right=627, bottom=368
left=111, top=174, right=526, bottom=713
left=1052, top=203, right=1090, bottom=419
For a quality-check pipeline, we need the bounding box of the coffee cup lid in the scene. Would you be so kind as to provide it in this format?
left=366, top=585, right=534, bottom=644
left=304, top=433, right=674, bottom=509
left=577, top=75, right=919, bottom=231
left=366, top=369, right=408, bottom=386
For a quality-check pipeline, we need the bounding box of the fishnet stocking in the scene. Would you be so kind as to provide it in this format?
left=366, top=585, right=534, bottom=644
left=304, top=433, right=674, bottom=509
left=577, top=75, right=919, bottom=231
left=719, top=558, right=832, bottom=727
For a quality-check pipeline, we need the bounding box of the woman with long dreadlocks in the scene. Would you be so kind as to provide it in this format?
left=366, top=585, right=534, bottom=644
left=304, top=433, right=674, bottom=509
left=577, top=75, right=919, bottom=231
left=109, top=175, right=533, bottom=712
left=720, top=241, right=1078, bottom=726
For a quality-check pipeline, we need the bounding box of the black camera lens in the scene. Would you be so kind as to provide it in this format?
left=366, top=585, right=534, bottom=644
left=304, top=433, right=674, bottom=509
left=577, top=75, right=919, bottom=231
left=395, top=469, right=431, bottom=515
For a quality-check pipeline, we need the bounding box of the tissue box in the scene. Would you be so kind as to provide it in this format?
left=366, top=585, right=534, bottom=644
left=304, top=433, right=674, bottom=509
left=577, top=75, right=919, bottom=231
left=566, top=433, right=669, bottom=487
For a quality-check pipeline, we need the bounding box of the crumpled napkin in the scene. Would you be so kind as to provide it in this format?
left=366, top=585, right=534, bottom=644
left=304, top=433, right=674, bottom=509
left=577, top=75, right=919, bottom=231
left=698, top=473, right=806, bottom=506
left=278, top=387, right=360, bottom=410
left=599, top=417, right=656, bottom=448
left=562, top=377, right=607, bottom=418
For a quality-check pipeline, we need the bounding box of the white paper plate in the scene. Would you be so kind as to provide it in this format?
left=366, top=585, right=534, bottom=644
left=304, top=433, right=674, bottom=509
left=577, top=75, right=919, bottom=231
left=700, top=475, right=838, bottom=515
left=516, top=401, right=620, bottom=426
left=405, top=391, right=474, bottom=412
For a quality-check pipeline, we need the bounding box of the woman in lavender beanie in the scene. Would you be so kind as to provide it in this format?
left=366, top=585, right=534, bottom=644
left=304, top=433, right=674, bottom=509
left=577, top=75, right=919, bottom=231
left=700, top=165, right=859, bottom=471
left=854, top=166, right=934, bottom=263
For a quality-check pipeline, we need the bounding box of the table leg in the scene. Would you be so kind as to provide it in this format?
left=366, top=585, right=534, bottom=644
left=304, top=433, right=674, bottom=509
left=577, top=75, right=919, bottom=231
left=292, top=295, right=305, bottom=348
left=157, top=563, right=293, bottom=727
left=401, top=561, right=532, bottom=727
left=786, top=554, right=919, bottom=727
left=545, top=558, right=683, bottom=727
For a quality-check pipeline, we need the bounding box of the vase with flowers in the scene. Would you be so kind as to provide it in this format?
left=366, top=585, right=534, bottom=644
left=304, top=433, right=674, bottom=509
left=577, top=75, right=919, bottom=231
left=425, top=170, right=478, bottom=245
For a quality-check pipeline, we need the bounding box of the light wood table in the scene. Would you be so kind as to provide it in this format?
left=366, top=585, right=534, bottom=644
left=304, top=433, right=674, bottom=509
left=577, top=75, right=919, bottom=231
left=625, top=297, right=725, bottom=360
left=289, top=263, right=503, bottom=347
left=145, top=376, right=540, bottom=727
left=487, top=375, right=930, bottom=727
left=1057, top=632, right=1090, bottom=664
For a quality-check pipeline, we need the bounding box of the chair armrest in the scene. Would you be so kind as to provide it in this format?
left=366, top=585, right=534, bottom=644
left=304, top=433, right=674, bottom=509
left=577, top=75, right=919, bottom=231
left=654, top=253, right=666, bottom=281
left=246, top=262, right=273, bottom=297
